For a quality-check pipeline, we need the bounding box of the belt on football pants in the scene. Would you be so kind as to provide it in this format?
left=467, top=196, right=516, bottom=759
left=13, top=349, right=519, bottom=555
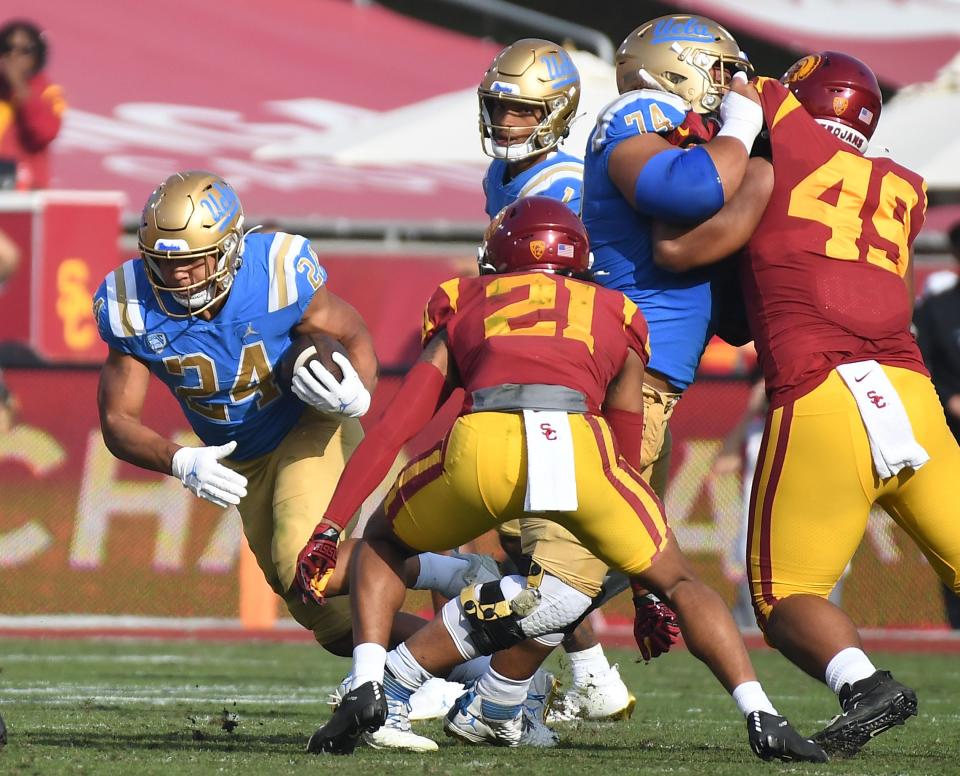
left=469, top=383, right=588, bottom=413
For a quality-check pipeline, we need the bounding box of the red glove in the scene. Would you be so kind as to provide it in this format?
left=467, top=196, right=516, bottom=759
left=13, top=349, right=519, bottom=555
left=295, top=523, right=341, bottom=605
left=633, top=594, right=681, bottom=661
left=666, top=110, right=719, bottom=148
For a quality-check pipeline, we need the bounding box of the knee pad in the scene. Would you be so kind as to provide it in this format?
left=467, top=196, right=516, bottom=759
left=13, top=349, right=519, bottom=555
left=517, top=573, right=592, bottom=639
left=440, top=572, right=592, bottom=657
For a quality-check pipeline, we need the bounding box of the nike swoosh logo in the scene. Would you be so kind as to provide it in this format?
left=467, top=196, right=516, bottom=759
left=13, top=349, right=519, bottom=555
left=854, top=373, right=870, bottom=382
left=676, top=125, right=690, bottom=137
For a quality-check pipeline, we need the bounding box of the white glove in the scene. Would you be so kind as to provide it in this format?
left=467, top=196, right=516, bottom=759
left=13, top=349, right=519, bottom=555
left=171, top=440, right=248, bottom=508
left=290, top=352, right=371, bottom=418
left=716, top=70, right=763, bottom=153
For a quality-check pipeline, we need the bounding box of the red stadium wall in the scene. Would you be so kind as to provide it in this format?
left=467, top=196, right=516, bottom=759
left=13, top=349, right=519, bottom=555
left=0, top=369, right=946, bottom=628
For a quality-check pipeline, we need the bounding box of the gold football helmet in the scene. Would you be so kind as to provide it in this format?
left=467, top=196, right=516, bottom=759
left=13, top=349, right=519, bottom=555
left=138, top=170, right=246, bottom=317
left=616, top=15, right=752, bottom=114
left=478, top=38, right=580, bottom=161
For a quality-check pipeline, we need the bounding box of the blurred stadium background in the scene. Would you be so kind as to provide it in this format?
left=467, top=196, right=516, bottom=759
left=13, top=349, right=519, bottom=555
left=1, top=0, right=959, bottom=640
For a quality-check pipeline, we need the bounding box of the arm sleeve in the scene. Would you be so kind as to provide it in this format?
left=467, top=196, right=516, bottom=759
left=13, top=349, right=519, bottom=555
left=633, top=145, right=724, bottom=223
left=323, top=361, right=448, bottom=529
left=604, top=408, right=644, bottom=470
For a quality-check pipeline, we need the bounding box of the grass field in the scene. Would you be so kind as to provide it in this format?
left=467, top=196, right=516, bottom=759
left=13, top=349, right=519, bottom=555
left=0, top=638, right=956, bottom=775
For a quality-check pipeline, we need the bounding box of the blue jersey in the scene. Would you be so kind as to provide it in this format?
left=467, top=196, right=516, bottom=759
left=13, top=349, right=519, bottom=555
left=93, top=231, right=327, bottom=460
left=483, top=150, right=583, bottom=218
left=583, top=89, right=716, bottom=391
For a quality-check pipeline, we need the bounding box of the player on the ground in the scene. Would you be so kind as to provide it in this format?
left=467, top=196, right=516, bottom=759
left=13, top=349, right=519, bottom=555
left=297, top=196, right=826, bottom=763
left=93, top=170, right=497, bottom=752
left=478, top=38, right=648, bottom=725
left=583, top=14, right=763, bottom=498
left=652, top=52, right=960, bottom=757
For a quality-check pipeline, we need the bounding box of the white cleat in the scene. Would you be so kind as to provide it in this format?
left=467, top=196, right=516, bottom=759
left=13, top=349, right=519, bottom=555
left=520, top=707, right=559, bottom=748
left=409, top=677, right=465, bottom=721
left=548, top=664, right=636, bottom=722
left=443, top=690, right=522, bottom=747
left=362, top=696, right=438, bottom=752
left=523, top=669, right=558, bottom=724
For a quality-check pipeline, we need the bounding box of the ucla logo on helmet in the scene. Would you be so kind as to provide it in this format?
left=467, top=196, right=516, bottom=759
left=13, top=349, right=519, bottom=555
left=529, top=240, right=546, bottom=260
left=200, top=181, right=240, bottom=233
left=783, top=55, right=822, bottom=83
left=651, top=17, right=714, bottom=45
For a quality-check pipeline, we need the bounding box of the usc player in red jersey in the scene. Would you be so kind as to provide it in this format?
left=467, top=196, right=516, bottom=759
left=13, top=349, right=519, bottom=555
left=654, top=52, right=960, bottom=757
left=297, top=196, right=826, bottom=762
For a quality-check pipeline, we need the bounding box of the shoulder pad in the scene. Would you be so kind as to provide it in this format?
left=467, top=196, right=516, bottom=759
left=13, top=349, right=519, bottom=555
left=97, top=259, right=148, bottom=340
left=591, top=90, right=690, bottom=154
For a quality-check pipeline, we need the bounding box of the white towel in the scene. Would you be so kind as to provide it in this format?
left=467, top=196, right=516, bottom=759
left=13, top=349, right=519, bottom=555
left=836, top=360, right=930, bottom=479
left=522, top=410, right=578, bottom=511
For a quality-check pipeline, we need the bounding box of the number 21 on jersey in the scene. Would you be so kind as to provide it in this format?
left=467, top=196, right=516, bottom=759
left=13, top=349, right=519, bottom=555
left=483, top=274, right=596, bottom=352
left=787, top=149, right=923, bottom=276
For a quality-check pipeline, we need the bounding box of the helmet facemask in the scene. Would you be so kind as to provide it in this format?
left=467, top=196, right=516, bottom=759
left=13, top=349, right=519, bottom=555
left=142, top=223, right=245, bottom=317
left=479, top=91, right=572, bottom=161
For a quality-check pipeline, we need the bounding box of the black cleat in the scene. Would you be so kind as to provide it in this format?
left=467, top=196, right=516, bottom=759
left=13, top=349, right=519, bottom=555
left=307, top=680, right=386, bottom=755
left=747, top=711, right=829, bottom=763
left=812, top=670, right=917, bottom=757
left=0, top=711, right=6, bottom=748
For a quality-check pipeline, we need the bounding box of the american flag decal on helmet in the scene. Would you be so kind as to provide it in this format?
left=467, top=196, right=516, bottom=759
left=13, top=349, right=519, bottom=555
left=557, top=243, right=574, bottom=258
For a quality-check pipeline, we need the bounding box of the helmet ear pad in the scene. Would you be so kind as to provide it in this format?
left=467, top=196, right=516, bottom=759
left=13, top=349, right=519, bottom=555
left=782, top=51, right=882, bottom=148
left=481, top=196, right=590, bottom=275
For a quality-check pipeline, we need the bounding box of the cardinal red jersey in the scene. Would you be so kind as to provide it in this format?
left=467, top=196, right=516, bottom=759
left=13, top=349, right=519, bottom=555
left=744, top=78, right=928, bottom=407
left=422, top=272, right=650, bottom=414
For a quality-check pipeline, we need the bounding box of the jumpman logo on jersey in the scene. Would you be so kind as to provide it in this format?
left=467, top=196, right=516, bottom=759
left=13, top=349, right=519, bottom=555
left=242, top=322, right=258, bottom=339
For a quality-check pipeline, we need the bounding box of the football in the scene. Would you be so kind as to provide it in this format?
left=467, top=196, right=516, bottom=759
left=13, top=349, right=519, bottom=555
left=275, top=332, right=348, bottom=394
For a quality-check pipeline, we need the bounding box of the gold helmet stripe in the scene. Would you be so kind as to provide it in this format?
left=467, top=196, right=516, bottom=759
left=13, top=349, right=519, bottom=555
left=105, top=260, right=146, bottom=338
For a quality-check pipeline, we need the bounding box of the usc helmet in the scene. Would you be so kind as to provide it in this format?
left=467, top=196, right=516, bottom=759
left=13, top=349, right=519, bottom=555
left=478, top=38, right=580, bottom=161
left=138, top=170, right=246, bottom=317
left=479, top=196, right=590, bottom=275
left=782, top=51, right=881, bottom=153
left=616, top=15, right=752, bottom=113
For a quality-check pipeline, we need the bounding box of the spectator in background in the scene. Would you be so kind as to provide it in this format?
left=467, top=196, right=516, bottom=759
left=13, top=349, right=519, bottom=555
left=913, top=221, right=960, bottom=628
left=0, top=19, right=65, bottom=190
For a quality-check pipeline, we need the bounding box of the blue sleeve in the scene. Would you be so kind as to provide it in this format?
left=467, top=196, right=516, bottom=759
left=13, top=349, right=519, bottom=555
left=292, top=241, right=328, bottom=315
left=591, top=90, right=688, bottom=156
left=92, top=279, right=135, bottom=355
left=633, top=145, right=724, bottom=223
left=536, top=176, right=583, bottom=216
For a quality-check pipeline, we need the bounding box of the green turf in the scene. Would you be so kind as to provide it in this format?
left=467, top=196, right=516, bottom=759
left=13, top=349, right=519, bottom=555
left=0, top=638, right=956, bottom=775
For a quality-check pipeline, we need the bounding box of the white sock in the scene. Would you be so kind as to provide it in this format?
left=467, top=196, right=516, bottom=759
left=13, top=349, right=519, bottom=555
left=825, top=647, right=877, bottom=695
left=732, top=680, right=778, bottom=717
left=476, top=666, right=531, bottom=706
left=385, top=642, right=433, bottom=693
left=447, top=655, right=491, bottom=685
left=413, top=553, right=470, bottom=592
left=567, top=643, right=610, bottom=687
left=351, top=642, right=387, bottom=690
